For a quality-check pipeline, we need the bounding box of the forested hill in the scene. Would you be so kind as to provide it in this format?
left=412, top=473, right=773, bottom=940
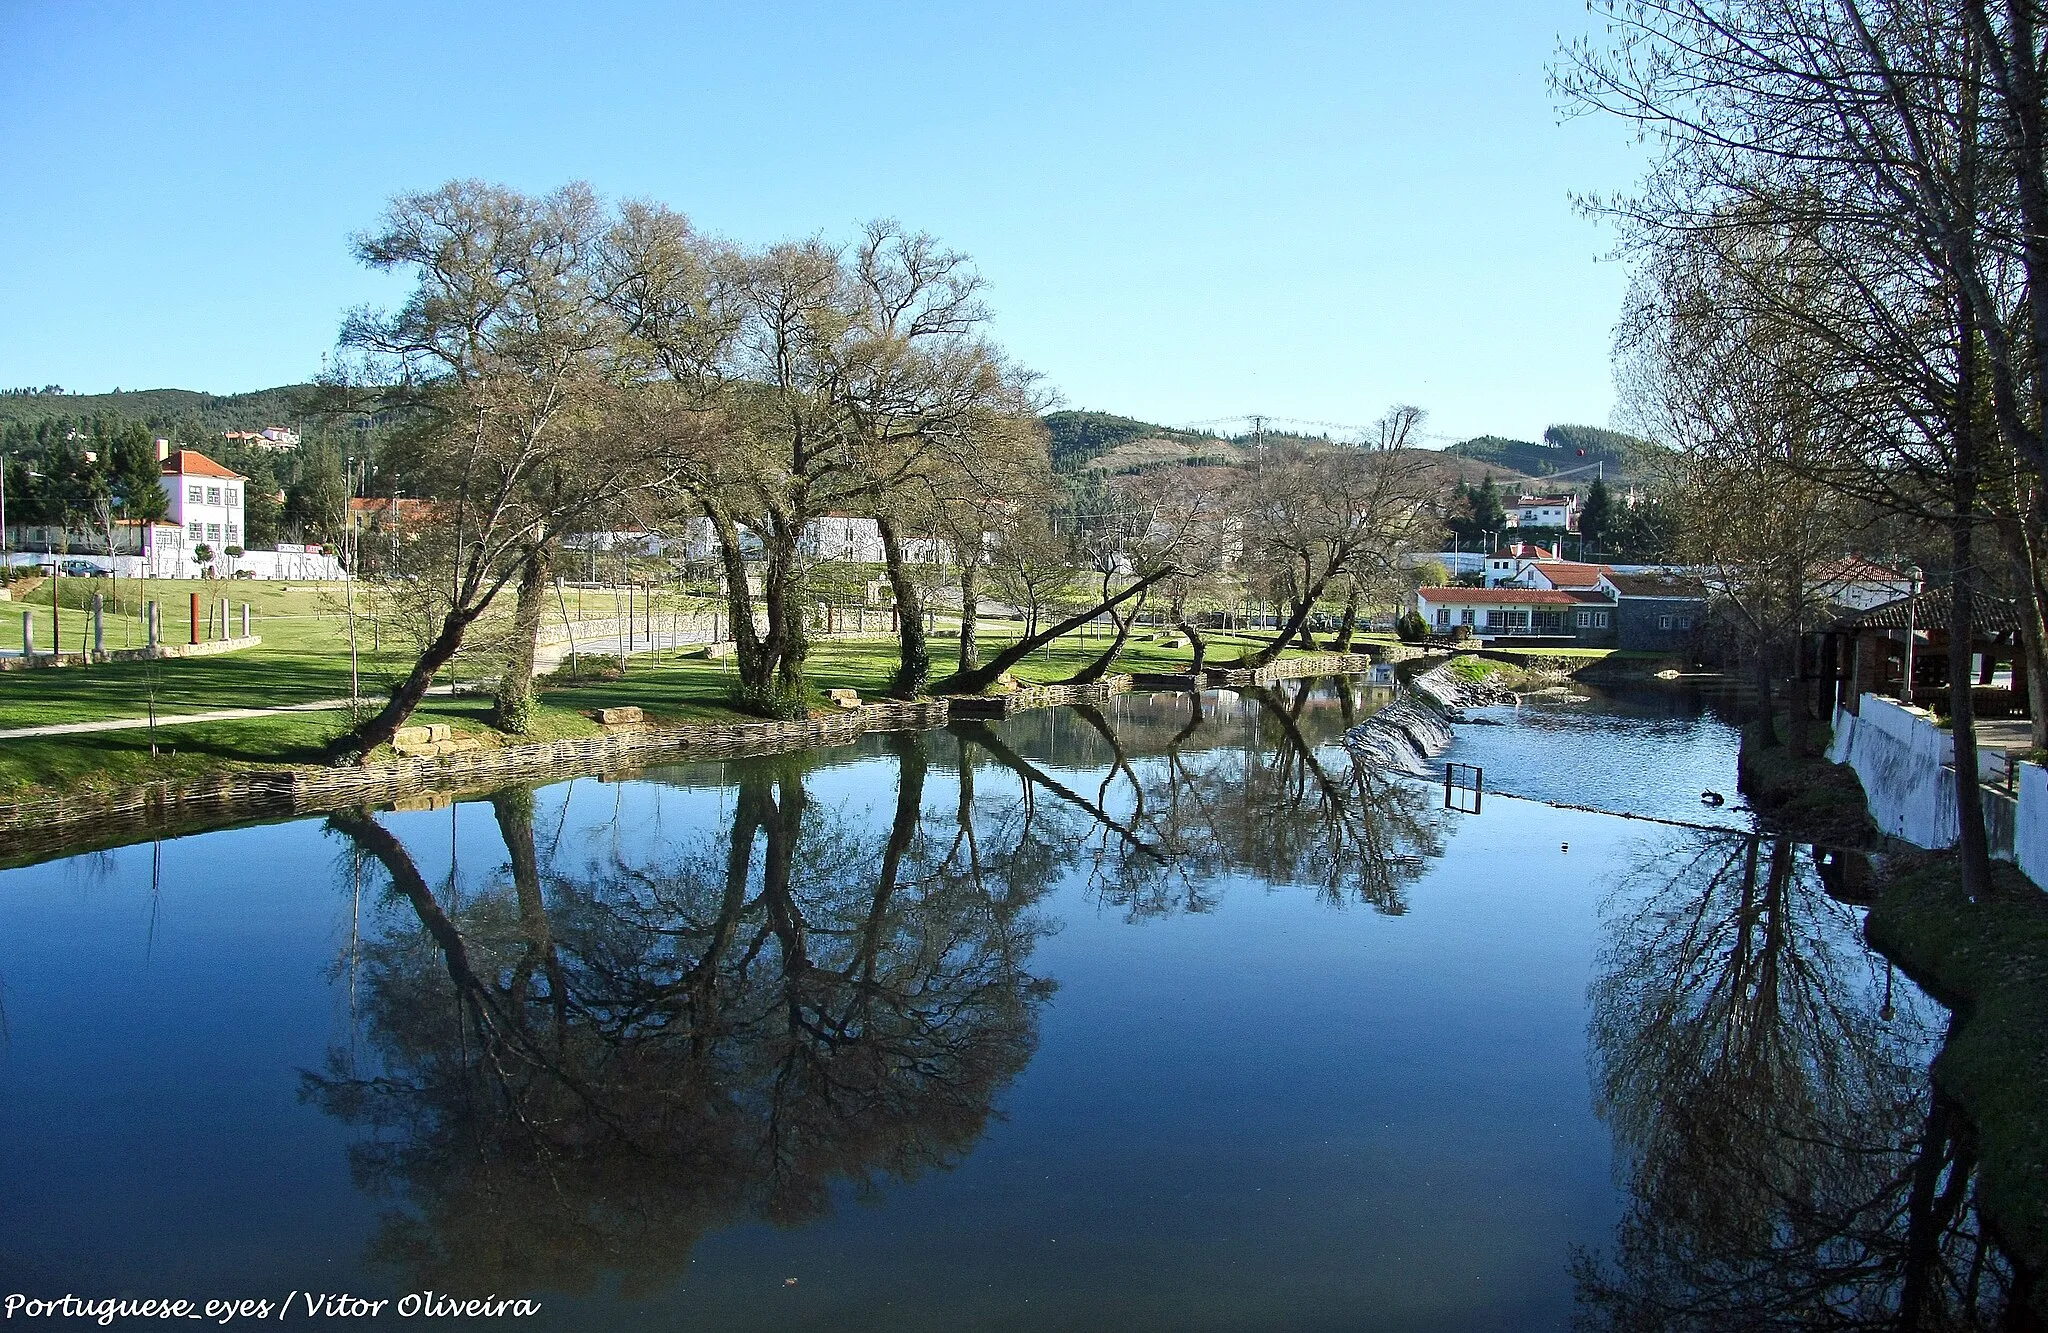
left=1042, top=410, right=1229, bottom=472
left=1446, top=425, right=1669, bottom=485
left=0, top=385, right=316, bottom=438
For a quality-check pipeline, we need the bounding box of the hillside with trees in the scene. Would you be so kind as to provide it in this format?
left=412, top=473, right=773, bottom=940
left=0, top=384, right=317, bottom=437
left=1446, top=424, right=1670, bottom=486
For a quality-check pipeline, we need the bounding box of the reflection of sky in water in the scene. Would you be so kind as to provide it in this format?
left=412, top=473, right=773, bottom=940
left=1439, top=685, right=1752, bottom=829
left=0, top=687, right=1943, bottom=1332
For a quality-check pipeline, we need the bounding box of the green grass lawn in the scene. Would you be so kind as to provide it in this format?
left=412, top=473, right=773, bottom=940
left=0, top=693, right=604, bottom=804
left=0, top=580, right=374, bottom=729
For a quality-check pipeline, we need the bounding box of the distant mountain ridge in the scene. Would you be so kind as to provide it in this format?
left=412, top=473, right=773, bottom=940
left=1445, top=425, right=1668, bottom=486
left=0, top=385, right=316, bottom=438
left=1045, top=410, right=1665, bottom=490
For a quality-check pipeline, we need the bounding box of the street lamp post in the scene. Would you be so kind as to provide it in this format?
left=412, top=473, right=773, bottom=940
left=1900, top=565, right=1925, bottom=705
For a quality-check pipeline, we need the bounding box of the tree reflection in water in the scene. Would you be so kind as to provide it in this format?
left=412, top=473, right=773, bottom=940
left=1579, top=830, right=2016, bottom=1329
left=305, top=687, right=1448, bottom=1294
left=952, top=677, right=1446, bottom=921
left=309, top=734, right=1055, bottom=1295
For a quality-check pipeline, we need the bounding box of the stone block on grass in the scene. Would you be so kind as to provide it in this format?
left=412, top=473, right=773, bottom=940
left=592, top=706, right=644, bottom=726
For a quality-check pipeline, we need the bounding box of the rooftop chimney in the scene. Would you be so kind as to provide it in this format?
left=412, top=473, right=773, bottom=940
left=155, top=439, right=170, bottom=462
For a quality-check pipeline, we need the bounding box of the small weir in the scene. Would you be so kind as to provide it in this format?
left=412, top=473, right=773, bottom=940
left=1340, top=661, right=1486, bottom=777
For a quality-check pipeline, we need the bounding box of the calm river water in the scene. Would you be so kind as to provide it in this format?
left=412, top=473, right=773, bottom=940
left=0, top=680, right=1995, bottom=1329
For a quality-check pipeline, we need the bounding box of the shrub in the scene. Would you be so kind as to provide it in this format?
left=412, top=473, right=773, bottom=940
left=729, top=676, right=811, bottom=720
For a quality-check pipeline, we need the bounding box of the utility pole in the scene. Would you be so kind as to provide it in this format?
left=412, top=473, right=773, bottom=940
left=1249, top=414, right=1268, bottom=474
left=344, top=456, right=360, bottom=709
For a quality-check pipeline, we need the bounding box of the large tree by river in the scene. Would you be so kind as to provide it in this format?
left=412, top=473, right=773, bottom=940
left=317, top=182, right=664, bottom=760
left=1229, top=407, right=1443, bottom=669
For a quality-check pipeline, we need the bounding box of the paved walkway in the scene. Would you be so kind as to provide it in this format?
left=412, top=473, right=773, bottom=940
left=0, top=686, right=455, bottom=741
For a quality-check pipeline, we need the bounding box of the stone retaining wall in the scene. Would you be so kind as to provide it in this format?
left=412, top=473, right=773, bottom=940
left=1204, top=652, right=1375, bottom=686
left=0, top=635, right=260, bottom=671
left=948, top=676, right=1134, bottom=718
left=0, top=699, right=950, bottom=865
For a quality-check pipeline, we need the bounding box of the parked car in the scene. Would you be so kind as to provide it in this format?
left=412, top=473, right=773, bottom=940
left=57, top=560, right=108, bottom=577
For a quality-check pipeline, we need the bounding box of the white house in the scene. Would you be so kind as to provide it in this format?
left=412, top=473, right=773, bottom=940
left=1480, top=542, right=1557, bottom=586
left=1505, top=494, right=1579, bottom=532
left=160, top=449, right=247, bottom=552
left=796, top=514, right=949, bottom=564
left=222, top=426, right=300, bottom=451
left=1414, top=584, right=1615, bottom=640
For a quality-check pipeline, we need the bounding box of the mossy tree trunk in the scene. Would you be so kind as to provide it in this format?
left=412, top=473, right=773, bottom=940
left=877, top=513, right=929, bottom=698
left=494, top=541, right=552, bottom=733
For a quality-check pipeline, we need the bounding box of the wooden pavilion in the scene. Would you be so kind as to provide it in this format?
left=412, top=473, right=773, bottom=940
left=1818, top=588, right=2028, bottom=719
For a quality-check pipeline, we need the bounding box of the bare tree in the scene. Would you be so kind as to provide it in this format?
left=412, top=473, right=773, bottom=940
left=1228, top=406, right=1442, bottom=669
left=320, top=181, right=652, bottom=760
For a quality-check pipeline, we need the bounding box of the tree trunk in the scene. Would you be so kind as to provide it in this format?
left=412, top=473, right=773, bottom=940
left=1332, top=577, right=1362, bottom=652
left=1951, top=273, right=1993, bottom=902
left=958, top=555, right=982, bottom=673
left=876, top=513, right=929, bottom=698
left=328, top=604, right=480, bottom=762
left=705, top=501, right=765, bottom=691
left=1294, top=599, right=1322, bottom=651
left=1064, top=590, right=1146, bottom=684
left=932, top=565, right=1176, bottom=695
left=763, top=516, right=807, bottom=700
left=1752, top=640, right=1779, bottom=748
left=1230, top=576, right=1332, bottom=669
left=1170, top=586, right=1208, bottom=676
left=494, top=542, right=550, bottom=732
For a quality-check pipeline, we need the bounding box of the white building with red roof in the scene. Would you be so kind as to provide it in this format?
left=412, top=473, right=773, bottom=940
left=1414, top=585, right=1616, bottom=641
left=160, top=448, right=246, bottom=552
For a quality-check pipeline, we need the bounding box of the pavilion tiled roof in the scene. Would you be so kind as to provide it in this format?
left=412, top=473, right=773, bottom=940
left=1527, top=560, right=1614, bottom=587
left=1835, top=587, right=2020, bottom=636
left=1606, top=571, right=1710, bottom=599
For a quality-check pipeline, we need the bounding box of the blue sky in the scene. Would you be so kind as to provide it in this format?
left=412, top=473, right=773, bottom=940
left=0, top=1, right=1647, bottom=444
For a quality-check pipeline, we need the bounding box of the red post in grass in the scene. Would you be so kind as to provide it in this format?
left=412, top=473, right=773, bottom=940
left=189, top=591, right=199, bottom=645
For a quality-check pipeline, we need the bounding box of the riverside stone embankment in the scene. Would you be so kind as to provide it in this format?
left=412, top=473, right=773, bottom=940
left=0, top=651, right=1388, bottom=866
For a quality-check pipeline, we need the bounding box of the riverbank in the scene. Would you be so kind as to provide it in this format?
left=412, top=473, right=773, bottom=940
left=1866, top=853, right=2048, bottom=1315
left=1737, top=717, right=1877, bottom=845
left=0, top=648, right=1370, bottom=866
left=0, top=629, right=1314, bottom=805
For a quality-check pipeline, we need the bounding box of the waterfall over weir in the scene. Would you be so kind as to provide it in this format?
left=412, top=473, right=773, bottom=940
left=1343, top=698, right=1454, bottom=775
left=1342, top=662, right=1486, bottom=777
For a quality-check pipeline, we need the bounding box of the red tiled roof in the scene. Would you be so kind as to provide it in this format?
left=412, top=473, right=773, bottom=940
left=1527, top=560, right=1614, bottom=586
left=1417, top=586, right=1597, bottom=605
left=160, top=449, right=244, bottom=480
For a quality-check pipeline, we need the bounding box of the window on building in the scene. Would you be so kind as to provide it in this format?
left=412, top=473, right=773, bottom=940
left=1460, top=609, right=1475, bottom=626
left=226, top=525, right=239, bottom=545
left=207, top=523, right=221, bottom=542
left=1435, top=608, right=1450, bottom=627
left=1575, top=610, right=1592, bottom=628
left=188, top=521, right=203, bottom=541
left=205, top=487, right=221, bottom=505
left=225, top=487, right=238, bottom=506
left=188, top=485, right=203, bottom=504
left=1678, top=616, right=1693, bottom=629
left=1658, top=614, right=1673, bottom=630
left=1596, top=612, right=1611, bottom=628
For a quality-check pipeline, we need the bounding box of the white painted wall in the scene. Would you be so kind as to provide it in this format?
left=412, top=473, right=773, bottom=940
left=1828, top=694, right=2030, bottom=872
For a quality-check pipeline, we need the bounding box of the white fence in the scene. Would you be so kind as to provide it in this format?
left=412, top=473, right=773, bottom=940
left=1827, top=693, right=2034, bottom=883
left=12, top=549, right=348, bottom=581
